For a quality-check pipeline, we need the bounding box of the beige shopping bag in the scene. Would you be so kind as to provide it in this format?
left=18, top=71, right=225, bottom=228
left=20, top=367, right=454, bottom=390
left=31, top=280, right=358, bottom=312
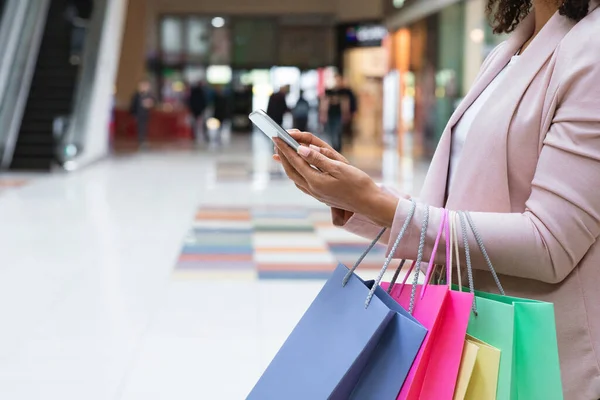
left=464, top=335, right=501, bottom=400
left=453, top=340, right=479, bottom=400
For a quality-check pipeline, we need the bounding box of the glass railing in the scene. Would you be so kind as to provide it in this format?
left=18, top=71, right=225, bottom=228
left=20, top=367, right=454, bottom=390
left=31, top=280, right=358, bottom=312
left=0, top=0, right=51, bottom=168
left=0, top=0, right=23, bottom=100
left=56, top=0, right=107, bottom=167
left=0, top=0, right=6, bottom=21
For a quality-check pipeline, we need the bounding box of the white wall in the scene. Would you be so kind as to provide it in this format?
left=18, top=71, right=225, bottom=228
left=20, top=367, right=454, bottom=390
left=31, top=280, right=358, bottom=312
left=77, top=0, right=129, bottom=167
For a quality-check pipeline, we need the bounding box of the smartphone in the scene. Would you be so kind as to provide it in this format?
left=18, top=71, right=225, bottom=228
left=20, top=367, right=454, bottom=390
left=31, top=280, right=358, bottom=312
left=249, top=109, right=300, bottom=151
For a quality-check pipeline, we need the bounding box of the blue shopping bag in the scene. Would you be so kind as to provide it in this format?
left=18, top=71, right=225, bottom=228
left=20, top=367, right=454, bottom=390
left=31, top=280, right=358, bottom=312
left=247, top=200, right=427, bottom=400
left=349, top=281, right=427, bottom=399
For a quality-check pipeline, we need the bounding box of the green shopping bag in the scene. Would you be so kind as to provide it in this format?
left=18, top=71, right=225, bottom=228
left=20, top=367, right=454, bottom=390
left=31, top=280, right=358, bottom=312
left=455, top=212, right=563, bottom=400
left=466, top=291, right=562, bottom=400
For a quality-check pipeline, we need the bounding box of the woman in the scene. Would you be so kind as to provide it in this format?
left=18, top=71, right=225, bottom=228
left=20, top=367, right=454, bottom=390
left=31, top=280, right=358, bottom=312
left=320, top=73, right=350, bottom=153
left=273, top=0, right=600, bottom=398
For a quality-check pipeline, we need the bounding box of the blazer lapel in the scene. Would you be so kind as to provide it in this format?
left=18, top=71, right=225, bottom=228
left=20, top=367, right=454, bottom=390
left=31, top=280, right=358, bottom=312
left=446, top=11, right=577, bottom=210
left=446, top=23, right=530, bottom=131
left=418, top=15, right=533, bottom=206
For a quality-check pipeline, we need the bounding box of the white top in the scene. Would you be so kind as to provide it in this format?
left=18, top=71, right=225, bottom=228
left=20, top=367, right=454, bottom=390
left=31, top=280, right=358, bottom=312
left=448, top=55, right=519, bottom=189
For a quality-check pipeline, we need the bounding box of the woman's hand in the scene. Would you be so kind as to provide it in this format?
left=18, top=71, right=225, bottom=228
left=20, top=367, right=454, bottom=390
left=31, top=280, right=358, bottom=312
left=272, top=130, right=348, bottom=163
left=273, top=136, right=398, bottom=228
left=273, top=131, right=354, bottom=225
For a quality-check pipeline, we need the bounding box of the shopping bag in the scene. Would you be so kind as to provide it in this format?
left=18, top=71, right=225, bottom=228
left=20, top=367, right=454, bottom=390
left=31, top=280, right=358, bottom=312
left=248, top=200, right=426, bottom=400
left=350, top=281, right=427, bottom=399
left=467, top=291, right=562, bottom=400
left=247, top=263, right=393, bottom=400
left=464, top=335, right=501, bottom=400
left=453, top=340, right=479, bottom=400
left=457, top=211, right=563, bottom=400
left=382, top=208, right=474, bottom=400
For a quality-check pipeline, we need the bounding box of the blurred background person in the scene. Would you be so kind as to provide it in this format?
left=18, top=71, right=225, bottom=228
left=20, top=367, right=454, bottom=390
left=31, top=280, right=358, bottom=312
left=266, top=85, right=290, bottom=126
left=320, top=73, right=349, bottom=153
left=211, top=85, right=231, bottom=146
left=64, top=0, right=93, bottom=65
left=187, top=81, right=208, bottom=144
left=340, top=77, right=357, bottom=143
left=291, top=90, right=310, bottom=132
left=129, top=79, right=155, bottom=146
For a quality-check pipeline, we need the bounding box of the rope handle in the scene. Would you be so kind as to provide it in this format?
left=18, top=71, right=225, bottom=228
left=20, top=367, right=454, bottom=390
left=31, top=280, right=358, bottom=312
left=342, top=198, right=417, bottom=308
left=464, top=211, right=505, bottom=295
left=419, top=209, right=448, bottom=299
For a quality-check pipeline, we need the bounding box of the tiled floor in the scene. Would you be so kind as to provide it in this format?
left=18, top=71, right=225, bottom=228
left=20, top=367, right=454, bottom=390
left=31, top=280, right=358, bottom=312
left=174, top=205, right=388, bottom=280
left=0, top=131, right=429, bottom=399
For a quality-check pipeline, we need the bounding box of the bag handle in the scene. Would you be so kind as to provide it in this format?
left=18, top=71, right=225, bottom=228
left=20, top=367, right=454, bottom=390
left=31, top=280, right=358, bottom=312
left=419, top=209, right=449, bottom=300
left=462, top=211, right=505, bottom=296
left=446, top=208, right=452, bottom=286
left=342, top=198, right=417, bottom=308
left=386, top=207, right=446, bottom=314
left=386, top=204, right=430, bottom=314
left=425, top=211, right=467, bottom=292
left=454, top=211, right=478, bottom=315
left=431, top=211, right=458, bottom=288
left=388, top=259, right=407, bottom=291
left=386, top=204, right=430, bottom=293
left=451, top=211, right=462, bottom=291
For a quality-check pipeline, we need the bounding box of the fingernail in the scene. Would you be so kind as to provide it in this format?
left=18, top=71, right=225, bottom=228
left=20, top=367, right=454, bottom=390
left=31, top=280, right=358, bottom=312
left=309, top=144, right=321, bottom=153
left=298, top=145, right=311, bottom=157
left=287, top=129, right=299, bottom=133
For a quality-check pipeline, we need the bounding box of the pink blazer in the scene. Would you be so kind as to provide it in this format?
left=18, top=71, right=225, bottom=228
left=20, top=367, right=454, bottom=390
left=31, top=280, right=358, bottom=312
left=344, top=3, right=600, bottom=398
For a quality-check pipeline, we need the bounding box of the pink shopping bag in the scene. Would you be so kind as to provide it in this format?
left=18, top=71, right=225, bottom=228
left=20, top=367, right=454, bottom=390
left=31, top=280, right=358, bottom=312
left=381, top=209, right=474, bottom=400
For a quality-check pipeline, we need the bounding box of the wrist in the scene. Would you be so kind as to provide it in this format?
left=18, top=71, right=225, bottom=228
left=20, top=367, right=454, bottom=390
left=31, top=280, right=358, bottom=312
left=358, top=186, right=399, bottom=228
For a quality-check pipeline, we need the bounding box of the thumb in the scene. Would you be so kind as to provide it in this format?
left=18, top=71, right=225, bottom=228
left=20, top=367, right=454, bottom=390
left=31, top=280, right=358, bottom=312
left=298, top=145, right=337, bottom=172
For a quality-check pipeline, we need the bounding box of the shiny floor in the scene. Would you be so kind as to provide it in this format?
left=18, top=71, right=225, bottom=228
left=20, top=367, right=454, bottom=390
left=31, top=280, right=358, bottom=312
left=0, top=131, right=429, bottom=399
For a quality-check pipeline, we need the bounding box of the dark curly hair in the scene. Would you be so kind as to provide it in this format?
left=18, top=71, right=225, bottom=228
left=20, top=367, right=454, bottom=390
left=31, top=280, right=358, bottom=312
left=487, top=0, right=590, bottom=33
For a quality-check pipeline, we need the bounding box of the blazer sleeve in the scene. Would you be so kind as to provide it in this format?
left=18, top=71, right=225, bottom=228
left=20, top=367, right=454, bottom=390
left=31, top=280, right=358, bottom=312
left=341, top=186, right=410, bottom=245
left=368, top=49, right=600, bottom=284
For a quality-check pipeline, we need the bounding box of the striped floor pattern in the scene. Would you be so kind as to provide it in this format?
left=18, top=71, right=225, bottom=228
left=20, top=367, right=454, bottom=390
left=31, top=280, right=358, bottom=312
left=173, top=206, right=389, bottom=280
left=0, top=179, right=28, bottom=194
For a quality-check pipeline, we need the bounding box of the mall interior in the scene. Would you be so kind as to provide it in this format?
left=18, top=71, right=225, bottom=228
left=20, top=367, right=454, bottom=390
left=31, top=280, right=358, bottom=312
left=0, top=0, right=512, bottom=398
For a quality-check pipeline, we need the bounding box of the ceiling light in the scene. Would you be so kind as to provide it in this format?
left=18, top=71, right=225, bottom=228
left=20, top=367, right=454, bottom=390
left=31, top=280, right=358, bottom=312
left=211, top=17, right=225, bottom=28
left=470, top=28, right=485, bottom=44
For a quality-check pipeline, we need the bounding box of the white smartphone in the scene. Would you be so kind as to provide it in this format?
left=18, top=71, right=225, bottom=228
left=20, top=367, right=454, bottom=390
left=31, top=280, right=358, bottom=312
left=249, top=109, right=300, bottom=151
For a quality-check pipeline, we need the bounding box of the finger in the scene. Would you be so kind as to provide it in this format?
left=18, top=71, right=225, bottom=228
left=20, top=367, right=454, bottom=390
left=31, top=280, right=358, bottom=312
left=275, top=139, right=326, bottom=180
left=272, top=154, right=281, bottom=163
left=297, top=145, right=340, bottom=175
left=286, top=130, right=332, bottom=150
left=285, top=130, right=348, bottom=164
left=295, top=184, right=311, bottom=196
left=309, top=144, right=348, bottom=164
left=276, top=147, right=308, bottom=187
left=273, top=137, right=291, bottom=152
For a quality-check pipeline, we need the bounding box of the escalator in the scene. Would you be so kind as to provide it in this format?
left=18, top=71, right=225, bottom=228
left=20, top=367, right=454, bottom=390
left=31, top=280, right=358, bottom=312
left=9, top=0, right=82, bottom=171
left=0, top=0, right=115, bottom=171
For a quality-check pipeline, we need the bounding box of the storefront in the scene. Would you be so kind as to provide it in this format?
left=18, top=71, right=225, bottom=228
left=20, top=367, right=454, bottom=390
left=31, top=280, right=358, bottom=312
left=336, top=22, right=388, bottom=145
left=152, top=14, right=336, bottom=132
left=386, top=0, right=495, bottom=156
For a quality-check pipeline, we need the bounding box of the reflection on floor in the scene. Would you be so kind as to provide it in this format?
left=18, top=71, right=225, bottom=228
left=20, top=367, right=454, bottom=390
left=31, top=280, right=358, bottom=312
left=174, top=206, right=388, bottom=280
left=215, top=161, right=288, bottom=183
left=0, top=178, right=29, bottom=193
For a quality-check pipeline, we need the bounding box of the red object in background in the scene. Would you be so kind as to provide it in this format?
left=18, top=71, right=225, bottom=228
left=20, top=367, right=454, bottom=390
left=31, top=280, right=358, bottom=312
left=317, top=68, right=325, bottom=97
left=113, top=109, right=192, bottom=141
